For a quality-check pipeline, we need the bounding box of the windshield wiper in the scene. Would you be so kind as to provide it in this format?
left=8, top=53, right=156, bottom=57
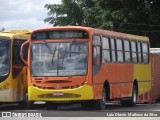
left=31, top=48, right=44, bottom=75
left=51, top=46, right=57, bottom=65
left=61, top=40, right=78, bottom=66
left=43, top=39, right=52, bottom=54
left=42, top=39, right=57, bottom=65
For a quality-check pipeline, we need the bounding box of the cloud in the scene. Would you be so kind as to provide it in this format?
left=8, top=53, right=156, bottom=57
left=0, top=0, right=61, bottom=30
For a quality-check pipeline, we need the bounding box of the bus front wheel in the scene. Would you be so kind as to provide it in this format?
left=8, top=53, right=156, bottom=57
left=94, top=88, right=106, bottom=110
left=27, top=101, right=35, bottom=109
left=46, top=102, right=58, bottom=110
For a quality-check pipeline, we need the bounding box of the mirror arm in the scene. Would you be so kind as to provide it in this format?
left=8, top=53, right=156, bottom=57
left=20, top=40, right=29, bottom=65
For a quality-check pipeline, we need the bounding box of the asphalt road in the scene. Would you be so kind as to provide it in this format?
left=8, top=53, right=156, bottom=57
left=0, top=102, right=160, bottom=117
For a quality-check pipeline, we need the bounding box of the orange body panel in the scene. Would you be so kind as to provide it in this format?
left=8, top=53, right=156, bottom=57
left=93, top=63, right=133, bottom=99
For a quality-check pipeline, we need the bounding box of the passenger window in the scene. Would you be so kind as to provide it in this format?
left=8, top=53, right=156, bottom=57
left=131, top=41, right=138, bottom=63
left=110, top=38, right=116, bottom=62
left=13, top=45, right=23, bottom=65
left=142, top=42, right=149, bottom=63
left=116, top=39, right=124, bottom=62
left=137, top=42, right=142, bottom=63
left=124, top=40, right=131, bottom=63
left=12, top=39, right=26, bottom=78
left=92, top=36, right=102, bottom=75
left=102, top=37, right=111, bottom=62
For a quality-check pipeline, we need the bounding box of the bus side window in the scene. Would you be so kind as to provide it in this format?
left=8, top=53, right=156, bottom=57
left=116, top=39, right=124, bottom=62
left=124, top=40, right=131, bottom=63
left=13, top=45, right=23, bottom=65
left=131, top=41, right=138, bottom=63
left=102, top=37, right=111, bottom=62
left=92, top=36, right=101, bottom=75
left=110, top=38, right=116, bottom=62
left=137, top=42, right=143, bottom=63
left=142, top=42, right=149, bottom=63
left=12, top=39, right=26, bottom=79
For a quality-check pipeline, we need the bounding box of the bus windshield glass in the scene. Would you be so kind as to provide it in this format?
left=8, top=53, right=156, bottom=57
left=0, top=41, right=10, bottom=76
left=31, top=41, right=88, bottom=76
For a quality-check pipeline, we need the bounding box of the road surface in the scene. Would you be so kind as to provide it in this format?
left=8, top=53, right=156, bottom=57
left=0, top=102, right=160, bottom=118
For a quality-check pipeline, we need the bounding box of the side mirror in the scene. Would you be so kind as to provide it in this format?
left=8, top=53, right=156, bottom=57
left=20, top=40, right=29, bottom=65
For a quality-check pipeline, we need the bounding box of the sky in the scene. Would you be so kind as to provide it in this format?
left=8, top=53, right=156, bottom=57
left=0, top=0, right=61, bottom=30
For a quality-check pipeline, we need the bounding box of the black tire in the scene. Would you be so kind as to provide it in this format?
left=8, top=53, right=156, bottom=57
left=93, top=88, right=106, bottom=110
left=129, top=84, right=138, bottom=106
left=18, top=100, right=27, bottom=109
left=120, top=99, right=129, bottom=107
left=81, top=100, right=93, bottom=108
left=27, top=101, right=35, bottom=109
left=121, top=84, right=137, bottom=107
left=46, top=102, right=58, bottom=110
left=18, top=93, right=28, bottom=109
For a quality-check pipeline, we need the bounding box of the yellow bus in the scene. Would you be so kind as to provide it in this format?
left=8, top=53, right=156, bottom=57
left=0, top=30, right=31, bottom=106
left=21, top=26, right=151, bottom=110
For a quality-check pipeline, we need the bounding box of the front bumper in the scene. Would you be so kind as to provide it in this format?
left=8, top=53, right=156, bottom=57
left=28, top=84, right=94, bottom=101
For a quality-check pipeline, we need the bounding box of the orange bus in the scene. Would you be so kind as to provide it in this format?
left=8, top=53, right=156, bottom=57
left=21, top=26, right=151, bottom=110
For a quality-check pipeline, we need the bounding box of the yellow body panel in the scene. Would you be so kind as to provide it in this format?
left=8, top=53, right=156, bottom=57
left=0, top=74, right=13, bottom=102
left=134, top=63, right=151, bottom=95
left=0, top=71, right=26, bottom=102
left=28, top=84, right=94, bottom=101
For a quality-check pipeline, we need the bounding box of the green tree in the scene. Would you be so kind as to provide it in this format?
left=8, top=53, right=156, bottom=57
left=44, top=0, right=84, bottom=26
left=44, top=0, right=160, bottom=47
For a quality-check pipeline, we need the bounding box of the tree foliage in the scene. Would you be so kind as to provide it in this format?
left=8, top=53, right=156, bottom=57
left=44, top=0, right=160, bottom=47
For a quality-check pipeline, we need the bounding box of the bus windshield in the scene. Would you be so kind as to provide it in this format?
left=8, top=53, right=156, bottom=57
left=31, top=41, right=88, bottom=76
left=0, top=41, right=10, bottom=76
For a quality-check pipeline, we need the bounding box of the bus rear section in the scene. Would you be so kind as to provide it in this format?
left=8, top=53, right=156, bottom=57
left=0, top=30, right=30, bottom=104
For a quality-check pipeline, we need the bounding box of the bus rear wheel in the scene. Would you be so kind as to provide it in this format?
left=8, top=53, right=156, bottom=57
left=121, top=84, right=137, bottom=107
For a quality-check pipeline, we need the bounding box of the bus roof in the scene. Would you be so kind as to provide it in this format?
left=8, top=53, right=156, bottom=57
left=0, top=30, right=31, bottom=39
left=31, top=26, right=149, bottom=42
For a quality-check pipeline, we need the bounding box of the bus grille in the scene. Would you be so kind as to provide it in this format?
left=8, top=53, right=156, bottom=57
left=38, top=93, right=81, bottom=98
left=33, top=82, right=85, bottom=90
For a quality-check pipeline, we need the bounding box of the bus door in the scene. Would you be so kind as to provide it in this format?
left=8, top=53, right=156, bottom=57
left=92, top=36, right=102, bottom=99
left=12, top=39, right=27, bottom=101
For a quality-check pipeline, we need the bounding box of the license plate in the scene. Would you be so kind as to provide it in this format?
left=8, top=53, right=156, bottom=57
left=53, top=92, right=64, bottom=96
